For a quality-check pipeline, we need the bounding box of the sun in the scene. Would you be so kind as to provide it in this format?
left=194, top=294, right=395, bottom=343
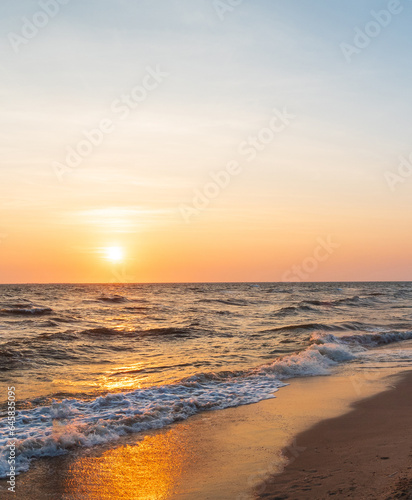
left=105, top=246, right=124, bottom=262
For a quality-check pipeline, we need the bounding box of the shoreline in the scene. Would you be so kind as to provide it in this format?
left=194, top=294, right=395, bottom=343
left=258, top=369, right=412, bottom=499
left=1, top=368, right=406, bottom=499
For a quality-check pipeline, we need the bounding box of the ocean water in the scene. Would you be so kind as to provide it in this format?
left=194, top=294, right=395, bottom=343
left=1, top=282, right=412, bottom=478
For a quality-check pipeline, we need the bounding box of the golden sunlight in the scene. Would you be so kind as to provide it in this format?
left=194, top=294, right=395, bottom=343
left=104, top=246, right=124, bottom=262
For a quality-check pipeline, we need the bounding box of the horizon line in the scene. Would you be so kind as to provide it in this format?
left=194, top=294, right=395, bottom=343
left=0, top=280, right=411, bottom=286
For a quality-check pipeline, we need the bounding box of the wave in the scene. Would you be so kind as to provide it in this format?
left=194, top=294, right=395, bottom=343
left=123, top=306, right=149, bottom=312
left=0, top=340, right=356, bottom=478
left=271, top=296, right=374, bottom=317
left=48, top=316, right=79, bottom=324
left=111, top=362, right=193, bottom=377
left=140, top=327, right=197, bottom=338
left=37, top=331, right=79, bottom=341
left=80, top=326, right=197, bottom=339
left=0, top=333, right=96, bottom=369
left=263, top=321, right=376, bottom=334
left=263, top=323, right=337, bottom=333
left=0, top=325, right=200, bottom=369
left=197, top=298, right=249, bottom=307
left=1, top=325, right=411, bottom=478
left=273, top=304, right=316, bottom=316
left=37, top=320, right=59, bottom=327
left=96, top=294, right=129, bottom=303
left=0, top=372, right=283, bottom=478
left=0, top=306, right=53, bottom=316
left=81, top=327, right=128, bottom=336
left=214, top=310, right=233, bottom=316
left=1, top=302, right=33, bottom=308
left=300, top=295, right=365, bottom=307
left=313, top=330, right=412, bottom=347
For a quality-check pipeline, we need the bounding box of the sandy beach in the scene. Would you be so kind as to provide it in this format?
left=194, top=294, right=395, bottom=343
left=258, top=370, right=412, bottom=500
left=2, top=368, right=410, bottom=499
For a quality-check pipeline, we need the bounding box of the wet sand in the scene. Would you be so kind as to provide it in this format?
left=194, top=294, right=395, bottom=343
left=258, top=370, right=412, bottom=500
left=0, top=369, right=408, bottom=499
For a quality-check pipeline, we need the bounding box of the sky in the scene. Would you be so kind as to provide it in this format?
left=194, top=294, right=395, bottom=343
left=0, top=0, right=412, bottom=283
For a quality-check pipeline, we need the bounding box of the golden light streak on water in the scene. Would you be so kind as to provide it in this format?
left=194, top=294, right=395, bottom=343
left=62, top=431, right=189, bottom=499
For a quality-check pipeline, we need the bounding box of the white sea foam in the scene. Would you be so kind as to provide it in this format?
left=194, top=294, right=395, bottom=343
left=0, top=376, right=286, bottom=478
left=1, top=328, right=411, bottom=478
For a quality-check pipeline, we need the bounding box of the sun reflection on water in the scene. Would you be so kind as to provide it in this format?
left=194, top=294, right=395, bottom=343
left=63, top=430, right=188, bottom=499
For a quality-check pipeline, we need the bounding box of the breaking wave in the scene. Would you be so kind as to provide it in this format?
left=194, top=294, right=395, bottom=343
left=1, top=326, right=411, bottom=478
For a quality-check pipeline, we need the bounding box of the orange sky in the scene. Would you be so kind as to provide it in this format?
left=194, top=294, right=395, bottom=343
left=1, top=1, right=412, bottom=283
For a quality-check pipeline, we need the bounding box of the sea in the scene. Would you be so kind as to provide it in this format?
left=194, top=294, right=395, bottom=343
left=1, top=282, right=412, bottom=478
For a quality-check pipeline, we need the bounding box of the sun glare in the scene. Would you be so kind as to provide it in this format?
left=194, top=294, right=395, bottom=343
left=105, top=246, right=124, bottom=262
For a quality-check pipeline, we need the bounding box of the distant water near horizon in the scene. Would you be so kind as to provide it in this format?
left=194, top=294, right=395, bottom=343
left=1, top=282, right=412, bottom=477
